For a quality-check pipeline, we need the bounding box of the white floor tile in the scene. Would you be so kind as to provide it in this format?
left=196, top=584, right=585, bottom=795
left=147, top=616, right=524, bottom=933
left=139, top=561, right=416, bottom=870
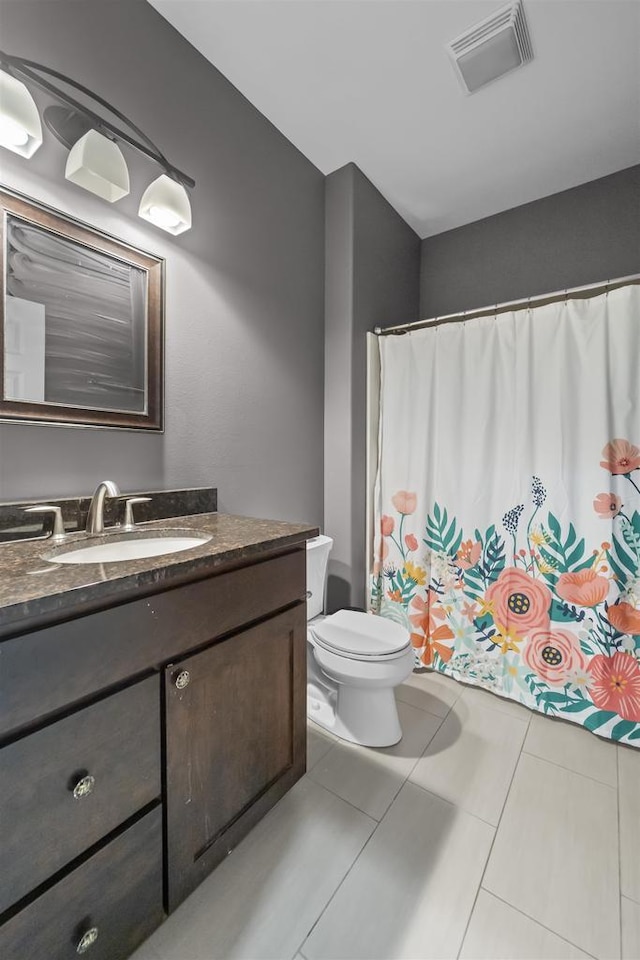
left=307, top=721, right=335, bottom=770
left=484, top=753, right=620, bottom=959
left=129, top=940, right=162, bottom=960
left=458, top=682, right=534, bottom=721
left=620, top=745, right=640, bottom=903
left=622, top=897, right=640, bottom=960
left=409, top=696, right=528, bottom=825
left=459, top=889, right=591, bottom=959
left=395, top=669, right=462, bottom=717
left=308, top=701, right=442, bottom=819
left=524, top=713, right=618, bottom=786
left=302, top=781, right=494, bottom=960
left=144, top=777, right=375, bottom=960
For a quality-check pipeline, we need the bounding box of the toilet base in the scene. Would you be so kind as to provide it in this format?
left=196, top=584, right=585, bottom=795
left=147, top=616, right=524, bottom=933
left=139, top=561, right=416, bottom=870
left=308, top=681, right=403, bottom=748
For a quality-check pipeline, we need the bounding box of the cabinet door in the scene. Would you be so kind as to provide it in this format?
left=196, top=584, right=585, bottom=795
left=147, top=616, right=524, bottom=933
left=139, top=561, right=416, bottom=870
left=165, top=604, right=307, bottom=911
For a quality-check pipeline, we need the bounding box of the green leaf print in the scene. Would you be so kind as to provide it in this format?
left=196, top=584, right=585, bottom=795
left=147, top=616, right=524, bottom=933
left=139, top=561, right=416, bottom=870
left=609, top=511, right=640, bottom=588
left=559, top=700, right=593, bottom=714
left=549, top=599, right=584, bottom=623
left=482, top=529, right=506, bottom=583
left=539, top=512, right=587, bottom=585
left=461, top=526, right=505, bottom=600
left=424, top=503, right=463, bottom=557
left=583, top=710, right=617, bottom=732
left=610, top=720, right=639, bottom=742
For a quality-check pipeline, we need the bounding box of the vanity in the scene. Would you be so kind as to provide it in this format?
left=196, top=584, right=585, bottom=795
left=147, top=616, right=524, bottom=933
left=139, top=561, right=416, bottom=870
left=0, top=498, right=317, bottom=959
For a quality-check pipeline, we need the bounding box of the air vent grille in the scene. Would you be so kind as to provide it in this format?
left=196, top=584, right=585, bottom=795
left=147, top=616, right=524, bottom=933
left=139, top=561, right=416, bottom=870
left=447, top=1, right=533, bottom=94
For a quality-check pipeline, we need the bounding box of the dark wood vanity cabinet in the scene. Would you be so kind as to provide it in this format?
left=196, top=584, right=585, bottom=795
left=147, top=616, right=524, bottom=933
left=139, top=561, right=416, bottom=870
left=165, top=604, right=307, bottom=910
left=0, top=543, right=308, bottom=959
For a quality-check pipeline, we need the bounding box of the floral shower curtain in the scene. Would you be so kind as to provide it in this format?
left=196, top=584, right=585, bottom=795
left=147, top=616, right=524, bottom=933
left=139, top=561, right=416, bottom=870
left=372, top=284, right=640, bottom=745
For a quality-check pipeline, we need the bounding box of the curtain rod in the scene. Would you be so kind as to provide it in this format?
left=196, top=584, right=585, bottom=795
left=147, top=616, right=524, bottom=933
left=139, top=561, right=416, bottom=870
left=374, top=272, right=640, bottom=336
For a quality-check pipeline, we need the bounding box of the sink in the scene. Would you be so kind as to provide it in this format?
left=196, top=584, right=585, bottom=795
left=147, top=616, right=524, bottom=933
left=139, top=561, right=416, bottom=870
left=47, top=531, right=211, bottom=565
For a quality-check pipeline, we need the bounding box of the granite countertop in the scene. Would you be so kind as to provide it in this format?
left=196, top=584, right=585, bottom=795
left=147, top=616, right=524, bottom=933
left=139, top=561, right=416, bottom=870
left=0, top=512, right=318, bottom=638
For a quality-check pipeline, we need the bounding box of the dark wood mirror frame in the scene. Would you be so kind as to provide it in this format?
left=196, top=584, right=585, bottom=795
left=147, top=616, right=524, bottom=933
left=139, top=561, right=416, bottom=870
left=0, top=189, right=164, bottom=431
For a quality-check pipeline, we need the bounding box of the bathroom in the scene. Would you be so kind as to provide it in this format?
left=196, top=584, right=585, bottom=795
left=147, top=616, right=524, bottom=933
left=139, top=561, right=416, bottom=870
left=0, top=0, right=638, bottom=958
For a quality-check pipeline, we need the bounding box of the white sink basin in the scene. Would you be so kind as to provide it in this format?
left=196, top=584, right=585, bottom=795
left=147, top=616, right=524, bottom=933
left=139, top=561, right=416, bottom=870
left=49, top=533, right=211, bottom=564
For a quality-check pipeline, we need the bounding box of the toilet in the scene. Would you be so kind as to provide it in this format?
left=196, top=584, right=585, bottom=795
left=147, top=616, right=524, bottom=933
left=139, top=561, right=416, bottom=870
left=306, top=535, right=414, bottom=747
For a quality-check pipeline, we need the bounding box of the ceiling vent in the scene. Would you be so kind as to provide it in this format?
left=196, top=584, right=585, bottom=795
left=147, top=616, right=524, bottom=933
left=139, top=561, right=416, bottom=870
left=447, top=0, right=533, bottom=94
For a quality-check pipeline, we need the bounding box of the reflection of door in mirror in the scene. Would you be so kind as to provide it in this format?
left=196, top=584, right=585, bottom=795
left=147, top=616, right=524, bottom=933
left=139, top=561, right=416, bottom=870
left=5, top=297, right=46, bottom=403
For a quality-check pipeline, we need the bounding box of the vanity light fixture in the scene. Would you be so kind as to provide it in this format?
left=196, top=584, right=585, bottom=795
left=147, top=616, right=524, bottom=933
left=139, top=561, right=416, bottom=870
left=0, top=51, right=194, bottom=233
left=0, top=68, right=42, bottom=157
left=65, top=129, right=130, bottom=202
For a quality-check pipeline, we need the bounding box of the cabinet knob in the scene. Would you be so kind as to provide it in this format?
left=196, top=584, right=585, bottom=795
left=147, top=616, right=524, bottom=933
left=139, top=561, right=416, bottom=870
left=174, top=670, right=191, bottom=690
left=76, top=926, right=99, bottom=953
left=72, top=774, right=96, bottom=800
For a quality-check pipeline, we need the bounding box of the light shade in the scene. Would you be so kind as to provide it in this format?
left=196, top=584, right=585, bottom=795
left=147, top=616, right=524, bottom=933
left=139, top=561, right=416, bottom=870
left=138, top=174, right=192, bottom=235
left=0, top=69, right=43, bottom=158
left=65, top=129, right=130, bottom=202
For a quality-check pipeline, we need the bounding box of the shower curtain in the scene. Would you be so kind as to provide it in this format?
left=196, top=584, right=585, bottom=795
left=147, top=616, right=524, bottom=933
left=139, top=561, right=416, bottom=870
left=372, top=284, right=640, bottom=745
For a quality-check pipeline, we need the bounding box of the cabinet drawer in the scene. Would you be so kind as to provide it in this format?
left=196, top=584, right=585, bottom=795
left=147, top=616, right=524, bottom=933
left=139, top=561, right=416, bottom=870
left=0, top=806, right=163, bottom=960
left=0, top=675, right=160, bottom=915
left=1, top=547, right=306, bottom=736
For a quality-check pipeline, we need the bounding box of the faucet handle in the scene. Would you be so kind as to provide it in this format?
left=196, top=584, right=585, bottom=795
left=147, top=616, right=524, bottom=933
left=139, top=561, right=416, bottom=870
left=122, top=497, right=151, bottom=531
left=24, top=505, right=66, bottom=541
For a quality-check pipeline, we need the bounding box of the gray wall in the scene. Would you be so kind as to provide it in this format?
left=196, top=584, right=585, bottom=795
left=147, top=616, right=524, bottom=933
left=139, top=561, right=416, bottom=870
left=325, top=164, right=421, bottom=610
left=420, top=165, right=640, bottom=318
left=0, top=0, right=325, bottom=527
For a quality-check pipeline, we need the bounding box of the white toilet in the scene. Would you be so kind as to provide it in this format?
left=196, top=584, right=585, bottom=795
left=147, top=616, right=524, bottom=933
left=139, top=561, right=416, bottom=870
left=306, top=535, right=414, bottom=747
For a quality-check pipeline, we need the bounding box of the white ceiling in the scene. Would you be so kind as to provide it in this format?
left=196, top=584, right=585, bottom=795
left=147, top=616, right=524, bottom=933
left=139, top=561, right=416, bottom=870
left=150, top=0, right=640, bottom=238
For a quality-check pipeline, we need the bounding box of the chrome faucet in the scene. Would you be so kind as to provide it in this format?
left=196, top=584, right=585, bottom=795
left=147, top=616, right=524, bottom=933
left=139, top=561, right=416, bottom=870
left=86, top=480, right=121, bottom=535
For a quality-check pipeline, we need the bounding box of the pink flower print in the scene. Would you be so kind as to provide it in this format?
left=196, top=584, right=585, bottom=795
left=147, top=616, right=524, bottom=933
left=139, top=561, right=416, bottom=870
left=456, top=539, right=482, bottom=570
left=461, top=600, right=478, bottom=620
left=556, top=569, right=609, bottom=607
left=593, top=493, right=622, bottom=519
left=589, top=652, right=640, bottom=720
left=381, top=515, right=395, bottom=537
left=608, top=602, right=640, bottom=635
left=405, top=533, right=418, bottom=552
left=600, top=439, right=640, bottom=475
left=524, top=628, right=589, bottom=686
left=392, top=491, right=417, bottom=515
left=485, top=568, right=551, bottom=636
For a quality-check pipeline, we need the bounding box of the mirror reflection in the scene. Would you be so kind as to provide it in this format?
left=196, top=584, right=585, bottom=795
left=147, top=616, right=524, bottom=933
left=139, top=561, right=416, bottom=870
left=5, top=215, right=147, bottom=413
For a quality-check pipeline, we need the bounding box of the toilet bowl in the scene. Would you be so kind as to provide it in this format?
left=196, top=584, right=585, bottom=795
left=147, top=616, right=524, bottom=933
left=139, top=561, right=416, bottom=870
left=306, top=536, right=413, bottom=747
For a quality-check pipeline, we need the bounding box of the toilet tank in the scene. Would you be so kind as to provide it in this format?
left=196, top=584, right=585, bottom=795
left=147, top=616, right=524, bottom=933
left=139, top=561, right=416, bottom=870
left=306, top=535, right=333, bottom=620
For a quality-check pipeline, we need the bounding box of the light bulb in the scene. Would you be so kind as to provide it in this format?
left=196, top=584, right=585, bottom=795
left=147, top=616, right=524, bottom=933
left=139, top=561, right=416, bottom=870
left=138, top=174, right=192, bottom=235
left=148, top=205, right=181, bottom=230
left=0, top=115, right=29, bottom=148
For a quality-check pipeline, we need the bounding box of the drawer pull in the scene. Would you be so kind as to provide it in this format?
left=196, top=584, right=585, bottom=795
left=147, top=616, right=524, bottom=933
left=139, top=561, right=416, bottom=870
left=72, top=774, right=96, bottom=800
left=174, top=670, right=191, bottom=690
left=76, top=926, right=99, bottom=953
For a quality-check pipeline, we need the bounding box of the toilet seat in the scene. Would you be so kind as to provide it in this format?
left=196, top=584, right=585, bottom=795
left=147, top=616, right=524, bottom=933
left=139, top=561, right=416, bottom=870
left=309, top=609, right=410, bottom=662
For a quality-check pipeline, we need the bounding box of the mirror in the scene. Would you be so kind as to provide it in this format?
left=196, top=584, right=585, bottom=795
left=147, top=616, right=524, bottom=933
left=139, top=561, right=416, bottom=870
left=0, top=190, right=164, bottom=430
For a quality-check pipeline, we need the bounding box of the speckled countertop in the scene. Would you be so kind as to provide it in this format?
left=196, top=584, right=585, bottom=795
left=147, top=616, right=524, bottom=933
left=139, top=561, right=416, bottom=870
left=0, top=513, right=318, bottom=638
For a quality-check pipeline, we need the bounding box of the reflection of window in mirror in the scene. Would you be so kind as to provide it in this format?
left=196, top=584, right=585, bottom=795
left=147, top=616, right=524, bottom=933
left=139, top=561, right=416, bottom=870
left=5, top=215, right=148, bottom=414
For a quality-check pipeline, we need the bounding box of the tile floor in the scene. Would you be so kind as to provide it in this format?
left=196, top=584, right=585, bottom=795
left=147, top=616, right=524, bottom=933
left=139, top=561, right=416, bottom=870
left=132, top=671, right=640, bottom=960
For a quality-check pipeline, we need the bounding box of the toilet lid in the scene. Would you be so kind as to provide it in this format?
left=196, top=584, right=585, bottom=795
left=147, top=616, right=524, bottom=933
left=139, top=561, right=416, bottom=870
left=312, top=610, right=409, bottom=658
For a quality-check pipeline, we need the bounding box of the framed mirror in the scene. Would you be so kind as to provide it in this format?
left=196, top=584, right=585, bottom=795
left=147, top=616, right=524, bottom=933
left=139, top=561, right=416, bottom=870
left=0, top=190, right=164, bottom=430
